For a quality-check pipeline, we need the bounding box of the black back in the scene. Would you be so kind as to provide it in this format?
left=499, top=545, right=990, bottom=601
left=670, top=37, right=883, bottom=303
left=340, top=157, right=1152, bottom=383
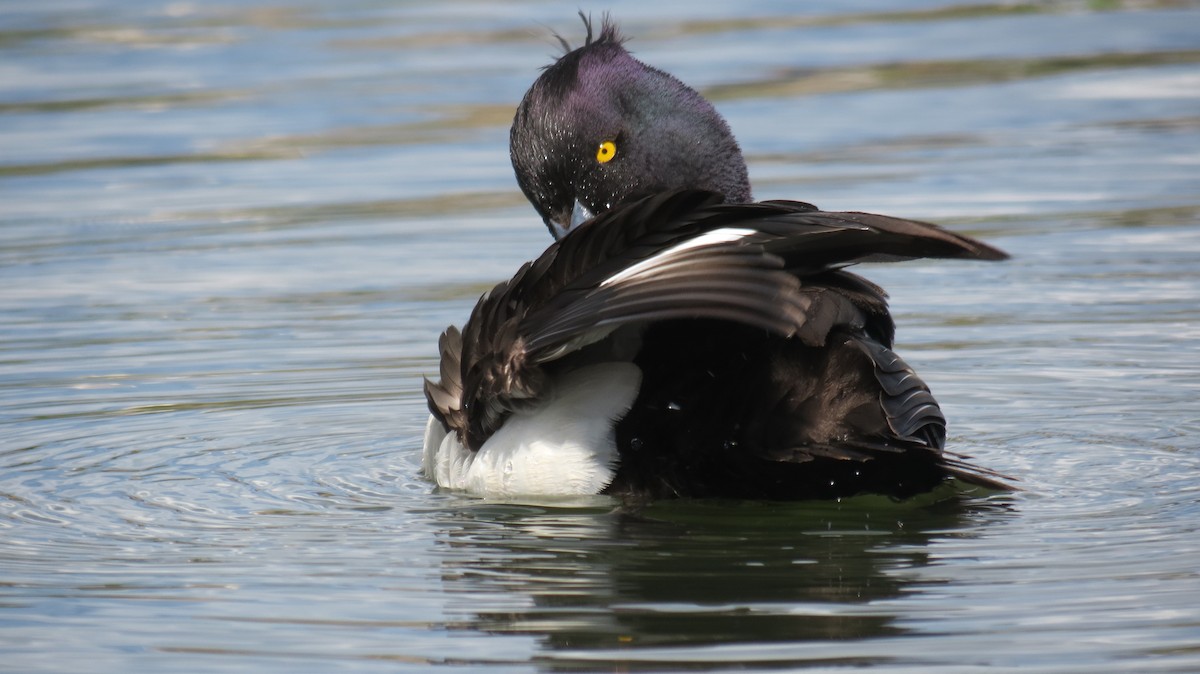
left=425, top=189, right=1011, bottom=498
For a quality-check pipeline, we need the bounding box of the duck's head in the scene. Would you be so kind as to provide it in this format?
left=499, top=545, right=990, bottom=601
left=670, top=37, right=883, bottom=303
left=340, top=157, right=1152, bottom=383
left=510, top=16, right=752, bottom=240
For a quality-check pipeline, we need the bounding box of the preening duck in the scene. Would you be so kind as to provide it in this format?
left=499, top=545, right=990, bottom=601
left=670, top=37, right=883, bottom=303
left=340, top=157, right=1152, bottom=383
left=423, top=17, right=1010, bottom=500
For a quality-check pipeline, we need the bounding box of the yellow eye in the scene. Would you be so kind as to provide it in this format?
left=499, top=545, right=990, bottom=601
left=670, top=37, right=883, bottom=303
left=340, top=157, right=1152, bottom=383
left=596, top=140, right=617, bottom=164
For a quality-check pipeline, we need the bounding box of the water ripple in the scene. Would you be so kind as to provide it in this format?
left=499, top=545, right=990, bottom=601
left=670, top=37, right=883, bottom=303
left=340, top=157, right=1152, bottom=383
left=2, top=1, right=1200, bottom=672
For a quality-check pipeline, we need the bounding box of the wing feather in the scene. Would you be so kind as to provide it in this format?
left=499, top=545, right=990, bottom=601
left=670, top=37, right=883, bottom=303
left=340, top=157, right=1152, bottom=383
left=425, top=188, right=1008, bottom=451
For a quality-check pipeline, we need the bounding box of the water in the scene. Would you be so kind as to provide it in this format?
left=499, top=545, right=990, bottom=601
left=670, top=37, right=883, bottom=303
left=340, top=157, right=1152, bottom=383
left=3, top=1, right=1199, bottom=671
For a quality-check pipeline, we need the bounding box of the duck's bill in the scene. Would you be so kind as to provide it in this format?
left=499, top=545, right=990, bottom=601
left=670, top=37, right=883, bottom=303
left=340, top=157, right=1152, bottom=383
left=548, top=199, right=595, bottom=240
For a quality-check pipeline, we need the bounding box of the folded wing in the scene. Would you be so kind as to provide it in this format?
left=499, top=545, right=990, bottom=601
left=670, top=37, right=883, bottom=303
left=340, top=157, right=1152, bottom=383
left=425, top=188, right=1008, bottom=455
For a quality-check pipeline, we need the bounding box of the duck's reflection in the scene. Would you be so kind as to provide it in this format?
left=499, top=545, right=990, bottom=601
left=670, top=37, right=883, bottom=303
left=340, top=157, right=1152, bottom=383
left=433, top=493, right=1009, bottom=667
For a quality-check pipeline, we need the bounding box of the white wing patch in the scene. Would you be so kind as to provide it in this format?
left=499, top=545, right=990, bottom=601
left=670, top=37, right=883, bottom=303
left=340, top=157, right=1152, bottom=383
left=600, top=227, right=757, bottom=287
left=422, top=362, right=642, bottom=499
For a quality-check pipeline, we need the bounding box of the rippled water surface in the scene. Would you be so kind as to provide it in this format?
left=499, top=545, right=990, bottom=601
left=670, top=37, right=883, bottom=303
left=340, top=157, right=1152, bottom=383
left=3, top=1, right=1200, bottom=672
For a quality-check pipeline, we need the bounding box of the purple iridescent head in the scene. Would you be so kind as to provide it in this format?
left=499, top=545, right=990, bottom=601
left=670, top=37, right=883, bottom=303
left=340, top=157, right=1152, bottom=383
left=509, top=16, right=752, bottom=239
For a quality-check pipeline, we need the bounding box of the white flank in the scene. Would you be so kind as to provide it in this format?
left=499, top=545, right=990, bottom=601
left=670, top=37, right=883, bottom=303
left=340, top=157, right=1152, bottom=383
left=421, top=362, right=642, bottom=499
left=600, top=227, right=756, bottom=287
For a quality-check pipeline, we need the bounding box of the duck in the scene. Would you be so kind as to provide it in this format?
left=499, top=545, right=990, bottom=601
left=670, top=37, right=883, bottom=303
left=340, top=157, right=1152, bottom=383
left=422, top=16, right=1010, bottom=501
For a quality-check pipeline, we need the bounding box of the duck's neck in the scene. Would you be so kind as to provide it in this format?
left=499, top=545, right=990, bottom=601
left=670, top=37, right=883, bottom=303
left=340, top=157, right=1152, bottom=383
left=626, top=65, right=752, bottom=203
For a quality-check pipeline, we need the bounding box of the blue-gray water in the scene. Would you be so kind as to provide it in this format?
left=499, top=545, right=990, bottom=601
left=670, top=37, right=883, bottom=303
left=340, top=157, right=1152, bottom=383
left=3, top=1, right=1200, bottom=672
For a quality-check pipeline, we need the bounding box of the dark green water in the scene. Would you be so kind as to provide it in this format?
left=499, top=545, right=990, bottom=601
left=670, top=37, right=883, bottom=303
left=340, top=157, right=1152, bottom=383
left=3, top=1, right=1199, bottom=672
